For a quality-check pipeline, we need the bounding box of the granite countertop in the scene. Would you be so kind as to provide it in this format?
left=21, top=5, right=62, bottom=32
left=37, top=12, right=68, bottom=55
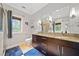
left=33, top=32, right=79, bottom=43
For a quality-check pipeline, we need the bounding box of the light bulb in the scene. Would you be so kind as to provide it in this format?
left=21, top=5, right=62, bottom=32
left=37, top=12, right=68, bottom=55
left=49, top=16, right=52, bottom=22
left=38, top=20, right=41, bottom=24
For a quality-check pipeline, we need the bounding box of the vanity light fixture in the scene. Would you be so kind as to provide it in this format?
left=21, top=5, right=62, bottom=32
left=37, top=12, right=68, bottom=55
left=70, top=8, right=77, bottom=18
left=38, top=20, right=42, bottom=25
left=49, top=16, right=52, bottom=22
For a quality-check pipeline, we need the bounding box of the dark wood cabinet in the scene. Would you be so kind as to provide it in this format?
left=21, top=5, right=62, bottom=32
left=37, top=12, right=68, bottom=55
left=32, top=34, right=79, bottom=56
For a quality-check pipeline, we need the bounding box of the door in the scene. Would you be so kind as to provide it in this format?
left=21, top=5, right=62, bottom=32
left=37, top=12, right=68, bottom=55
left=0, top=5, right=8, bottom=56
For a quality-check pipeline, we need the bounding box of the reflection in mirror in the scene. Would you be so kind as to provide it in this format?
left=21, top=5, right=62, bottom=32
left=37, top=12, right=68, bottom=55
left=37, top=16, right=53, bottom=33
left=37, top=20, right=42, bottom=32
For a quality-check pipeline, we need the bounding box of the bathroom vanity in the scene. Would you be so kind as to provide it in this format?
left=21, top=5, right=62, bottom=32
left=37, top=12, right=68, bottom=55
left=32, top=32, right=79, bottom=56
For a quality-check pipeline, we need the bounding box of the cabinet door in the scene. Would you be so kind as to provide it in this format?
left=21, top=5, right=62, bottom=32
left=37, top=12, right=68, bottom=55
left=38, top=36, right=48, bottom=55
left=48, top=42, right=60, bottom=56
left=62, top=46, right=79, bottom=56
left=39, top=43, right=48, bottom=55
left=32, top=35, right=41, bottom=47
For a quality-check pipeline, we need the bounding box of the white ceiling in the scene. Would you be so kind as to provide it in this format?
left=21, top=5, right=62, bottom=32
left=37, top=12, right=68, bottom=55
left=5, top=3, right=48, bottom=15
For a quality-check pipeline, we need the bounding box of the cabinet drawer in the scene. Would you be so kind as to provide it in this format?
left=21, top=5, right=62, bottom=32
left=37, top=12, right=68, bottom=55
left=37, top=36, right=48, bottom=40
left=41, top=37, right=47, bottom=40
left=48, top=38, right=62, bottom=45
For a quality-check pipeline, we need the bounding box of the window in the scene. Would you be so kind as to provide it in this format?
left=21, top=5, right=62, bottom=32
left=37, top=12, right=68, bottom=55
left=12, top=16, right=21, bottom=32
left=55, top=23, right=61, bottom=32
